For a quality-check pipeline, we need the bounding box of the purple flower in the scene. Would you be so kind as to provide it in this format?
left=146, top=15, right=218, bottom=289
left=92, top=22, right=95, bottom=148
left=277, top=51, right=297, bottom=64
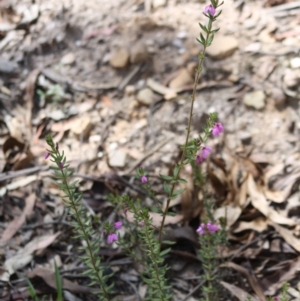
left=204, top=4, right=216, bottom=16
left=197, top=223, right=205, bottom=235
left=107, top=233, right=118, bottom=244
left=45, top=152, right=50, bottom=159
left=201, top=146, right=212, bottom=159
left=206, top=222, right=219, bottom=234
left=59, top=162, right=64, bottom=168
left=197, top=222, right=219, bottom=235
left=114, top=221, right=122, bottom=230
left=274, top=297, right=279, bottom=301
left=140, top=221, right=145, bottom=227
left=212, top=122, right=224, bottom=136
left=196, top=155, right=204, bottom=164
left=141, top=175, right=148, bottom=183
left=196, top=146, right=212, bottom=164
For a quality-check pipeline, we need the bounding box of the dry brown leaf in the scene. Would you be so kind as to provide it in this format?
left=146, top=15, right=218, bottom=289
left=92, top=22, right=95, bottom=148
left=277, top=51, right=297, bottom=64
left=247, top=174, right=295, bottom=226
left=28, top=267, right=95, bottom=294
left=222, top=261, right=267, bottom=301
left=268, top=221, right=300, bottom=252
left=0, top=175, right=38, bottom=196
left=221, top=281, right=260, bottom=301
left=125, top=211, right=182, bottom=227
left=0, top=193, right=35, bottom=242
left=0, top=232, right=60, bottom=281
left=260, top=257, right=300, bottom=295
left=234, top=217, right=268, bottom=233
left=214, top=205, right=242, bottom=229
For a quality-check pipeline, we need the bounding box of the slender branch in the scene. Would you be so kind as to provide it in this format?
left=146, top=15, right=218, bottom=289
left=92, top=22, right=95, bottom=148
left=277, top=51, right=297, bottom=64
left=158, top=20, right=212, bottom=245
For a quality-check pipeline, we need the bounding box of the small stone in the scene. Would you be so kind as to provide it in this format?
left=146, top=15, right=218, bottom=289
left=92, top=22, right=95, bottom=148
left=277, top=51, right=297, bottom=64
left=239, top=131, right=252, bottom=145
left=137, top=88, right=154, bottom=105
left=243, top=90, right=266, bottom=110
left=177, top=31, right=187, bottom=39
left=125, top=85, right=136, bottom=96
left=152, top=0, right=167, bottom=8
left=130, top=42, right=148, bottom=64
left=270, top=88, right=286, bottom=108
left=206, top=36, right=238, bottom=59
left=108, top=149, right=127, bottom=167
left=290, top=57, right=300, bottom=69
left=169, top=68, right=193, bottom=89
left=61, top=52, right=75, bottom=65
left=110, top=48, right=130, bottom=68
left=0, top=59, right=18, bottom=74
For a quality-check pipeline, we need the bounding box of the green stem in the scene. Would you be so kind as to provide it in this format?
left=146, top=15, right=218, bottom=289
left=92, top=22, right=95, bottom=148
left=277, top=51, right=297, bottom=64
left=59, top=164, right=111, bottom=301
left=158, top=20, right=213, bottom=245
left=145, top=221, right=166, bottom=301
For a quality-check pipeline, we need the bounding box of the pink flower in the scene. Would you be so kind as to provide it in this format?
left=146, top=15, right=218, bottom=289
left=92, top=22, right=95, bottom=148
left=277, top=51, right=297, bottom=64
left=197, top=223, right=205, bottom=235
left=59, top=162, right=64, bottom=168
left=201, top=146, right=212, bottom=159
left=141, top=175, right=148, bottom=183
left=196, top=146, right=212, bottom=164
left=197, top=222, right=219, bottom=235
left=107, top=233, right=118, bottom=243
left=114, top=221, right=122, bottom=230
left=45, top=152, right=50, bottom=159
left=204, top=4, right=216, bottom=16
left=212, top=122, right=224, bottom=136
left=140, top=221, right=145, bottom=227
left=206, top=222, right=219, bottom=234
left=274, top=297, right=279, bottom=301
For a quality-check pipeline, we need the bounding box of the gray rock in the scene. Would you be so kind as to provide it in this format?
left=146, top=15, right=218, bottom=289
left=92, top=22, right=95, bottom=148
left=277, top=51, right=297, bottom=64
left=130, top=42, right=148, bottom=64
left=0, top=59, right=18, bottom=74
left=137, top=88, right=154, bottom=105
left=108, top=149, right=127, bottom=167
left=206, top=36, right=238, bottom=59
left=109, top=48, right=130, bottom=68
left=243, top=90, right=266, bottom=110
left=169, top=68, right=193, bottom=89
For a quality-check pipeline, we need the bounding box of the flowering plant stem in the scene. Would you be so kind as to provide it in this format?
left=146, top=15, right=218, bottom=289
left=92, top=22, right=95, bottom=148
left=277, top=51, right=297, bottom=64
left=45, top=136, right=112, bottom=301
left=158, top=13, right=217, bottom=245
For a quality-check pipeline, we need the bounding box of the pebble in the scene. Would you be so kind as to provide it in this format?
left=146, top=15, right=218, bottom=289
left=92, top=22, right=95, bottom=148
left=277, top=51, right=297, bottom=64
left=125, top=85, right=136, bottom=96
left=137, top=88, right=154, bottom=105
left=270, top=88, right=286, bottom=108
left=60, top=52, right=75, bottom=65
left=169, top=68, right=193, bottom=89
left=108, top=149, right=127, bottom=167
left=243, top=90, right=266, bottom=110
left=239, top=131, right=252, bottom=145
left=109, top=48, right=130, bottom=68
left=152, top=0, right=167, bottom=8
left=130, top=42, right=148, bottom=64
left=290, top=57, right=300, bottom=69
left=206, top=35, right=238, bottom=59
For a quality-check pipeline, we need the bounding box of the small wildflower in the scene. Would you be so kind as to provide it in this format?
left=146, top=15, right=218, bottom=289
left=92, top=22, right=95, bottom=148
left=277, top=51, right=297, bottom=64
left=197, top=223, right=205, bottom=235
left=45, top=152, right=50, bottom=159
left=206, top=222, right=219, bottom=234
left=274, top=297, right=279, bottom=301
left=200, top=146, right=212, bottom=159
left=59, top=162, right=64, bottom=168
left=204, top=4, right=216, bottom=16
left=55, top=143, right=59, bottom=150
left=196, top=155, right=204, bottom=164
left=141, top=175, right=148, bottom=183
left=212, top=122, right=224, bottom=136
left=140, top=221, right=145, bottom=227
left=196, top=146, right=212, bottom=164
left=114, top=221, right=122, bottom=230
left=197, top=222, right=219, bottom=235
left=107, top=233, right=118, bottom=244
